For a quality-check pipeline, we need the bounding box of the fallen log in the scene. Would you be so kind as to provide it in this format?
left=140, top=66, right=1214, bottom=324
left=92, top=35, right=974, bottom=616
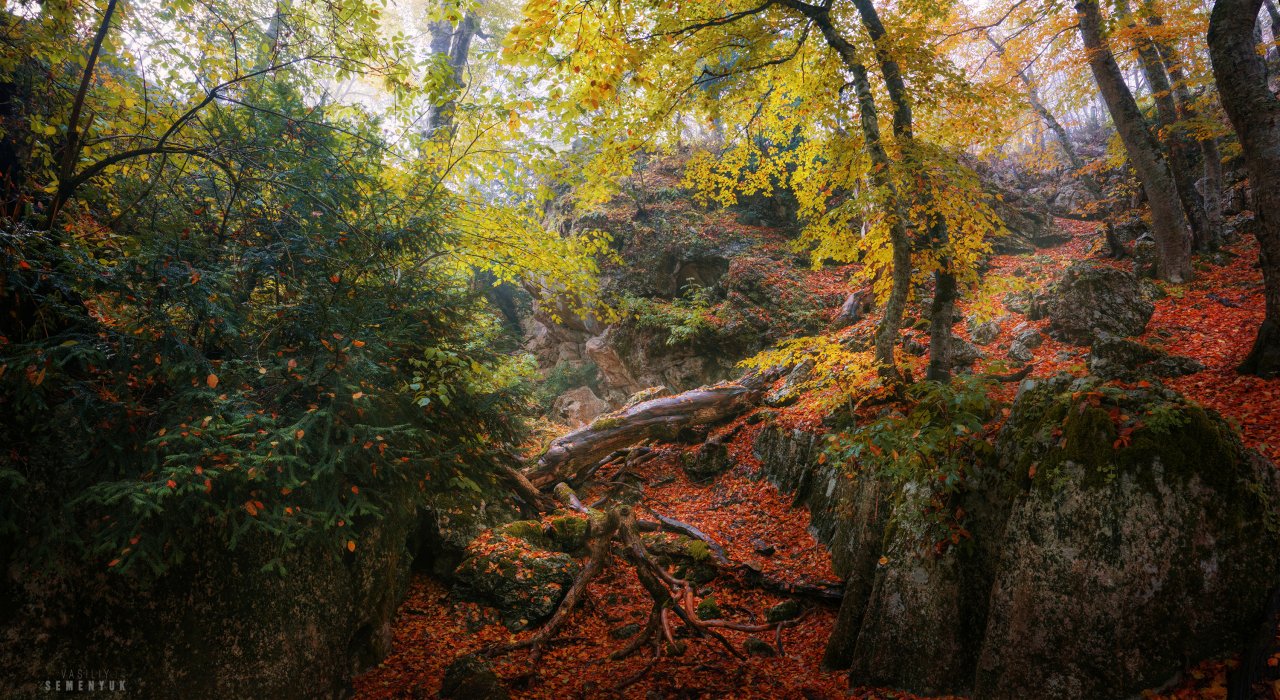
left=526, top=370, right=780, bottom=489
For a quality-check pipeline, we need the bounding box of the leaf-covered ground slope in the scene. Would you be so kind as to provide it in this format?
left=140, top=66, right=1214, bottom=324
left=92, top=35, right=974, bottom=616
left=355, top=215, right=1278, bottom=699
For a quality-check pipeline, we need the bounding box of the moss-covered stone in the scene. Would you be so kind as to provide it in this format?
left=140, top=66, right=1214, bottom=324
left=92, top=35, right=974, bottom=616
left=744, top=637, right=776, bottom=657
left=440, top=654, right=509, bottom=700
left=766, top=599, right=802, bottom=623
left=546, top=514, right=590, bottom=552
left=642, top=533, right=718, bottom=584
left=696, top=597, right=722, bottom=620
left=453, top=533, right=581, bottom=631
left=974, top=375, right=1280, bottom=699
left=494, top=520, right=549, bottom=547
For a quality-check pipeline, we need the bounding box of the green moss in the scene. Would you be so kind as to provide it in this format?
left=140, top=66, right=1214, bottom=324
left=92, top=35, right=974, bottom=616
left=546, top=514, right=589, bottom=552
left=589, top=415, right=625, bottom=431
left=494, top=520, right=548, bottom=547
left=696, top=597, right=721, bottom=620
left=685, top=540, right=710, bottom=561
left=1021, top=381, right=1258, bottom=512
left=766, top=599, right=802, bottom=623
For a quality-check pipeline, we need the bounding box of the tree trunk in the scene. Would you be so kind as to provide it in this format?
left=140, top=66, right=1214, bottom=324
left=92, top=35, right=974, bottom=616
left=1200, top=137, right=1225, bottom=252
left=927, top=265, right=957, bottom=382
left=527, top=372, right=778, bottom=488
left=853, top=0, right=961, bottom=382
left=1209, top=0, right=1280, bottom=377
left=1142, top=3, right=1225, bottom=249
left=779, top=0, right=911, bottom=380
left=1076, top=0, right=1193, bottom=282
left=1117, top=0, right=1210, bottom=249
left=426, top=14, right=479, bottom=137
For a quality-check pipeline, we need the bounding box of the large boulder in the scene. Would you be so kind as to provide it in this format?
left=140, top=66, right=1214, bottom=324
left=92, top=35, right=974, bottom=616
left=816, top=375, right=1280, bottom=699
left=1045, top=263, right=1153, bottom=344
left=975, top=376, right=1280, bottom=699
left=551, top=385, right=611, bottom=427
left=1087, top=334, right=1203, bottom=381
left=453, top=531, right=581, bottom=631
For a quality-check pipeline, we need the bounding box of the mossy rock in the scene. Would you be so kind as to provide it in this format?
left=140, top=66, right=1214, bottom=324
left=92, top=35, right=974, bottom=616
left=494, top=520, right=549, bottom=547
left=696, top=597, right=722, bottom=620
left=642, top=533, right=717, bottom=584
left=1044, top=263, right=1153, bottom=344
left=766, top=599, right=802, bottom=623
left=975, top=375, right=1280, bottom=699
left=745, top=637, right=776, bottom=657
left=453, top=534, right=581, bottom=631
left=546, top=514, right=590, bottom=552
left=440, top=654, right=509, bottom=700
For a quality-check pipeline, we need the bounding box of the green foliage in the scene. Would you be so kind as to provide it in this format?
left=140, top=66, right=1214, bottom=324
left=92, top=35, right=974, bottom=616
left=824, top=375, right=1000, bottom=556
left=0, top=71, right=531, bottom=579
left=622, top=284, right=716, bottom=347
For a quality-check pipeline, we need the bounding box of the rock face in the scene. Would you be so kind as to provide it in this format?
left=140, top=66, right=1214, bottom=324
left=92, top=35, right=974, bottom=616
left=0, top=492, right=419, bottom=699
left=761, top=376, right=1280, bottom=698
left=1086, top=334, right=1204, bottom=380
left=584, top=325, right=722, bottom=403
left=752, top=424, right=886, bottom=582
left=681, top=439, right=732, bottom=481
left=990, top=190, right=1072, bottom=253
left=975, top=377, right=1280, bottom=699
left=551, top=385, right=611, bottom=427
left=1045, top=263, right=1153, bottom=344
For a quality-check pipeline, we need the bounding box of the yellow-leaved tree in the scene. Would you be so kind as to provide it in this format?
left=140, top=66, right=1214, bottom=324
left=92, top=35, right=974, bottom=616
left=502, top=0, right=1019, bottom=383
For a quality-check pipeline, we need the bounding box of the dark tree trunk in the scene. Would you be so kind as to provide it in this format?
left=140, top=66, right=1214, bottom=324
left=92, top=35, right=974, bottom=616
left=1117, top=0, right=1209, bottom=248
left=426, top=14, right=479, bottom=137
left=853, top=0, right=958, bottom=382
left=1077, top=0, right=1193, bottom=282
left=1209, top=0, right=1280, bottom=377
left=779, top=0, right=912, bottom=380
left=927, top=266, right=957, bottom=382
left=1143, top=4, right=1225, bottom=249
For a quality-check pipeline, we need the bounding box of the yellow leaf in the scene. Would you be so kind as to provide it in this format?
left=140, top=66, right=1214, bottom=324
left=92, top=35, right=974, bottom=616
left=206, top=373, right=219, bottom=389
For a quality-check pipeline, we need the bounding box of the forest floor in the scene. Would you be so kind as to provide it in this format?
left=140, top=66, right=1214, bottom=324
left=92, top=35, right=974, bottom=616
left=354, top=218, right=1279, bottom=699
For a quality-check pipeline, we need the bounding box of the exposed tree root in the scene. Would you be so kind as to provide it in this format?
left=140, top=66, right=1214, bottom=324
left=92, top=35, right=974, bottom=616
left=482, top=503, right=808, bottom=673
